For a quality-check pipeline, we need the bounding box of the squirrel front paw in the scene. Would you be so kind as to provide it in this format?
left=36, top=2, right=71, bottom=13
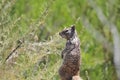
left=61, top=54, right=63, bottom=58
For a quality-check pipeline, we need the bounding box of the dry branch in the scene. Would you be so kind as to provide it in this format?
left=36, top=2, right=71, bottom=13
left=86, top=0, right=120, bottom=79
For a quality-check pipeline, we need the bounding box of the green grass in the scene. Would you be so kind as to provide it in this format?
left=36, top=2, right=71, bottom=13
left=0, top=0, right=119, bottom=80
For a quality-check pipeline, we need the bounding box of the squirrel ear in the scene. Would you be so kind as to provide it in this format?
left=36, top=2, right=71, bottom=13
left=71, top=25, right=75, bottom=31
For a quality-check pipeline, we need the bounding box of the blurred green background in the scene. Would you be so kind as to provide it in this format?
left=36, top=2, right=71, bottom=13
left=0, top=0, right=120, bottom=80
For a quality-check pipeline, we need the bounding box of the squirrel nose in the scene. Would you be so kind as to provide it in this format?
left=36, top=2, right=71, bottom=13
left=59, top=32, right=61, bottom=36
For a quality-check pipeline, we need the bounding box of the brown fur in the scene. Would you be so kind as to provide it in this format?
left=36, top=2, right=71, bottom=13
left=59, top=25, right=81, bottom=80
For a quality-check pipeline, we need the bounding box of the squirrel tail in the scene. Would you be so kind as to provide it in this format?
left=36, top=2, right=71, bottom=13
left=72, top=76, right=83, bottom=80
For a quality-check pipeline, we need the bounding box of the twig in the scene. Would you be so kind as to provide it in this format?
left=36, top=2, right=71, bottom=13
left=4, top=40, right=23, bottom=63
left=85, top=70, right=90, bottom=80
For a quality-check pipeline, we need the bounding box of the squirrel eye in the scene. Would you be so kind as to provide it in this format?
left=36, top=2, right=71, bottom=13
left=65, top=30, right=68, bottom=33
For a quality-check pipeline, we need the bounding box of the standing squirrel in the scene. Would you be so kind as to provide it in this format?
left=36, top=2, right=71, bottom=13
left=59, top=25, right=82, bottom=80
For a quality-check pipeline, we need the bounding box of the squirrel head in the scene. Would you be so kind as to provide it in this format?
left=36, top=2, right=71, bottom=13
left=59, top=25, right=75, bottom=40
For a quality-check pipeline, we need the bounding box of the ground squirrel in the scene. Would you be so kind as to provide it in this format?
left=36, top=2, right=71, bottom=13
left=59, top=25, right=82, bottom=80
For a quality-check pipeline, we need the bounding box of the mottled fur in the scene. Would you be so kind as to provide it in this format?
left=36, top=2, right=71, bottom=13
left=59, top=25, right=81, bottom=80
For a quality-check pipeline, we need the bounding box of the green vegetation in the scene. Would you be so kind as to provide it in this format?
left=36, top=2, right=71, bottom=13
left=0, top=0, right=119, bottom=80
